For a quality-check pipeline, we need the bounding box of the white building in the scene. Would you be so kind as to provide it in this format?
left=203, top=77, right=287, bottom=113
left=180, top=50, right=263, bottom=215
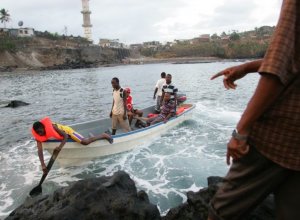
left=18, top=28, right=35, bottom=37
left=99, top=39, right=124, bottom=48
left=0, top=27, right=35, bottom=37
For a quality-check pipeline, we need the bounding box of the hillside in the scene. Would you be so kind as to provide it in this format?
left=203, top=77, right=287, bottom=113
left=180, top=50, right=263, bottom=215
left=140, top=26, right=275, bottom=59
left=0, top=33, right=130, bottom=71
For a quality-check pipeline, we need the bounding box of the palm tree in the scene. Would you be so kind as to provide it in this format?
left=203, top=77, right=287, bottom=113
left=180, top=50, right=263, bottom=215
left=0, top=8, right=11, bottom=28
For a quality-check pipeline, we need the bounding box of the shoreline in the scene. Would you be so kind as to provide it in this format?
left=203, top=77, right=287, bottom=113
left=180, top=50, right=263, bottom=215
left=0, top=57, right=253, bottom=73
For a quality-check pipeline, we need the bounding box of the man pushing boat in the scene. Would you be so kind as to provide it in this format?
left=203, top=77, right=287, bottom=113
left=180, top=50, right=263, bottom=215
left=32, top=117, right=113, bottom=174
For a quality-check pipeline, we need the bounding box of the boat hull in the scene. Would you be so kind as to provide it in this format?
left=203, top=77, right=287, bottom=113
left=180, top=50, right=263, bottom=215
left=43, top=104, right=195, bottom=166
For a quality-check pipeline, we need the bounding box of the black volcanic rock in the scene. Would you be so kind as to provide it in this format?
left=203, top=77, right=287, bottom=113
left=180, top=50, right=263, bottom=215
left=41, top=59, right=97, bottom=70
left=4, top=100, right=29, bottom=108
left=163, top=176, right=275, bottom=220
left=7, top=171, right=161, bottom=220
left=7, top=172, right=275, bottom=220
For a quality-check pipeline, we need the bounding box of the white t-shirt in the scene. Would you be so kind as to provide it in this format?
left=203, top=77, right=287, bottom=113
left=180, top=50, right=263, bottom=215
left=112, top=88, right=124, bottom=115
left=155, top=78, right=166, bottom=96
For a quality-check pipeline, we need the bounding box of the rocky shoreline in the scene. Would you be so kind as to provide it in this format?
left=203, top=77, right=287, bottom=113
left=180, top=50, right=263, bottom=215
left=0, top=57, right=251, bottom=73
left=7, top=171, right=275, bottom=220
left=0, top=46, right=129, bottom=73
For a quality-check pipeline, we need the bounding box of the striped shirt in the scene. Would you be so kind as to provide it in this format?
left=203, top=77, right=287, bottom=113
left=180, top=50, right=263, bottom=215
left=160, top=100, right=176, bottom=119
left=162, top=82, right=178, bottom=99
left=249, top=0, right=300, bottom=171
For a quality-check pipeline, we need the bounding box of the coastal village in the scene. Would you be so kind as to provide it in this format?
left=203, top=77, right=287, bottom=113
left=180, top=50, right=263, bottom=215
left=0, top=0, right=274, bottom=71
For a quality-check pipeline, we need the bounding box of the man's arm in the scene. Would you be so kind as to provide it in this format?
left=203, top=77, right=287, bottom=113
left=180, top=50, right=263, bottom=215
left=211, top=59, right=263, bottom=89
left=164, top=112, right=173, bottom=123
left=174, top=90, right=178, bottom=106
left=226, top=73, right=284, bottom=164
left=110, top=100, right=114, bottom=118
left=237, top=73, right=284, bottom=135
left=154, top=80, right=159, bottom=99
left=53, top=125, right=68, bottom=151
left=160, top=91, right=165, bottom=106
left=37, top=141, right=47, bottom=174
left=153, top=88, right=158, bottom=99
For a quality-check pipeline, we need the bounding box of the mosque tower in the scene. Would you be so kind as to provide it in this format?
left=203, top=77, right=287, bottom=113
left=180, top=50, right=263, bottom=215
left=81, top=0, right=92, bottom=41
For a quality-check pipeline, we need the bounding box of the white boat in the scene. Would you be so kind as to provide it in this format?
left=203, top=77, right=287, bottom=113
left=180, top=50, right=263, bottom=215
left=43, top=103, right=195, bottom=166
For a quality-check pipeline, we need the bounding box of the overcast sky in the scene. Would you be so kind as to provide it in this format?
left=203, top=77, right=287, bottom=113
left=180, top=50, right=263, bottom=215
left=1, top=0, right=282, bottom=44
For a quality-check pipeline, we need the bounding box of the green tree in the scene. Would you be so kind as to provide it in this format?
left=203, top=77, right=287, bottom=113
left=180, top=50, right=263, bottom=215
left=221, top=32, right=227, bottom=37
left=0, top=8, right=10, bottom=28
left=211, top=33, right=219, bottom=40
left=229, top=32, right=240, bottom=41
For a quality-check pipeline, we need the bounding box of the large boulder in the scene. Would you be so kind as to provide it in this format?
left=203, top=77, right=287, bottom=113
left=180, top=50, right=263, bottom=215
left=7, top=171, right=161, bottom=220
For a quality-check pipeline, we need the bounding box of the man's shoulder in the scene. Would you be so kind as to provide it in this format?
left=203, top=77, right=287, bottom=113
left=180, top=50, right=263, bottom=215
left=158, top=79, right=165, bottom=84
left=164, top=83, right=176, bottom=88
left=113, top=87, right=123, bottom=91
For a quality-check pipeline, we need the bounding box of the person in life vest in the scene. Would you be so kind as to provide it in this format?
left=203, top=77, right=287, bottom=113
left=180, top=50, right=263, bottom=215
left=32, top=117, right=113, bottom=174
left=124, top=87, right=145, bottom=128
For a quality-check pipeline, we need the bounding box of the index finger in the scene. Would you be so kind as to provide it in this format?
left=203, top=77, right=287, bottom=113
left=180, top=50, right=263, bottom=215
left=211, top=71, right=225, bottom=80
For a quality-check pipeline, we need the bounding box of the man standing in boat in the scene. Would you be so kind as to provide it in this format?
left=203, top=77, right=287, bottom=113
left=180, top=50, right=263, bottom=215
left=160, top=74, right=178, bottom=107
left=110, top=77, right=131, bottom=135
left=153, top=72, right=166, bottom=112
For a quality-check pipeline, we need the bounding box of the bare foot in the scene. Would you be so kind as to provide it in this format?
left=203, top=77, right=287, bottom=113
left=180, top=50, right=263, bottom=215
left=103, top=133, right=113, bottom=144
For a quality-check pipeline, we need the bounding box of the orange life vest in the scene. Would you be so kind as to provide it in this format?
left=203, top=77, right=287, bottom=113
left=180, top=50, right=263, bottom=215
left=31, top=117, right=63, bottom=142
left=176, top=107, right=185, bottom=115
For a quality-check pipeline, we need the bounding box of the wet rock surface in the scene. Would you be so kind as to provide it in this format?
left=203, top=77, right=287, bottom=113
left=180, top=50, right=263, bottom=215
left=163, top=176, right=275, bottom=220
left=7, top=171, right=161, bottom=220
left=7, top=173, right=275, bottom=220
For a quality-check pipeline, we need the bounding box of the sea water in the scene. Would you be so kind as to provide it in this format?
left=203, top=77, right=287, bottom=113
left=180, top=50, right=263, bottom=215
left=0, top=62, right=258, bottom=218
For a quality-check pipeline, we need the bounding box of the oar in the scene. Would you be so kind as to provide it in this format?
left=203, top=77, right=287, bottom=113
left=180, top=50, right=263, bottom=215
left=29, top=148, right=60, bottom=197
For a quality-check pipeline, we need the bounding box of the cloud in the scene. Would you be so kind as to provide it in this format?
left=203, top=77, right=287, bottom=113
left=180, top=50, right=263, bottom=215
left=1, top=0, right=282, bottom=44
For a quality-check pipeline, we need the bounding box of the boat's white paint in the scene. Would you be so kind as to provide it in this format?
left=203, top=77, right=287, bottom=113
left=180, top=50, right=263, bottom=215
left=43, top=104, right=195, bottom=166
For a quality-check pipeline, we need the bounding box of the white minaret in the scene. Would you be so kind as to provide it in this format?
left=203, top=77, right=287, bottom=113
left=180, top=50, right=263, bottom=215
left=81, top=0, right=92, bottom=41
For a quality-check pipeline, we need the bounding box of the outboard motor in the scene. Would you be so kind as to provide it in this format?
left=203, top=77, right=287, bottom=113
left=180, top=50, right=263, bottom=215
left=176, top=93, right=187, bottom=104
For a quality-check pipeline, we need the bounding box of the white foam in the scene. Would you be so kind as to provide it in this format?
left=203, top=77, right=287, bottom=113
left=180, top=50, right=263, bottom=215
left=0, top=101, right=233, bottom=217
left=0, top=183, right=14, bottom=218
left=195, top=102, right=241, bottom=123
left=183, top=182, right=203, bottom=192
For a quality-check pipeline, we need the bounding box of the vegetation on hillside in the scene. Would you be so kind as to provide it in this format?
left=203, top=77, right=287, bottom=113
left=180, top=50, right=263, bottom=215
left=0, top=32, right=91, bottom=52
left=141, top=26, right=274, bottom=59
left=0, top=36, right=16, bottom=51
